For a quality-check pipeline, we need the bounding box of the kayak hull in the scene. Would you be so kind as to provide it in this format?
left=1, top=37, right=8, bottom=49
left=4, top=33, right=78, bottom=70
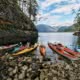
left=39, top=45, right=46, bottom=56
left=48, top=43, right=78, bottom=60
left=12, top=44, right=38, bottom=56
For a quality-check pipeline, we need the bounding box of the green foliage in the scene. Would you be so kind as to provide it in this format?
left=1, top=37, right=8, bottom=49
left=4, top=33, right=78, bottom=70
left=18, top=0, right=38, bottom=21
left=63, top=27, right=75, bottom=32
left=0, top=24, right=17, bottom=30
left=73, top=9, right=80, bottom=31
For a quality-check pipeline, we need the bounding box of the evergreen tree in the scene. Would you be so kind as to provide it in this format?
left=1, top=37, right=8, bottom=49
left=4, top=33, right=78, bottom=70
left=73, top=9, right=80, bottom=30
left=18, top=0, right=38, bottom=21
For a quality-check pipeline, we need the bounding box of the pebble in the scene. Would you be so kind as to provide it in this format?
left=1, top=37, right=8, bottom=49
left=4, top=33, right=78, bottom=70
left=8, top=68, right=13, bottom=72
left=18, top=73, right=25, bottom=79
left=22, top=65, right=28, bottom=71
left=53, top=77, right=57, bottom=80
left=7, top=78, right=12, bottom=80
left=0, top=54, right=80, bottom=80
left=9, top=72, right=13, bottom=76
left=13, top=78, right=18, bottom=80
left=65, top=65, right=70, bottom=70
left=12, top=68, right=17, bottom=74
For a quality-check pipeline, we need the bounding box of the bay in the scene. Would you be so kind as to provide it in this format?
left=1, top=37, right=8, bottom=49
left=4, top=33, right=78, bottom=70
left=35, top=32, right=78, bottom=62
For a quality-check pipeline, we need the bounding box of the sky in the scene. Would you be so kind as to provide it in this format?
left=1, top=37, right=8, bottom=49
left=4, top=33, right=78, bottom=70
left=36, top=0, right=80, bottom=26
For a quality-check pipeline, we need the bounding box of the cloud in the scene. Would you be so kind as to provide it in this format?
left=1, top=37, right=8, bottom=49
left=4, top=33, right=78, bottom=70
left=36, top=13, right=61, bottom=25
left=52, top=3, right=80, bottom=14
left=51, top=21, right=74, bottom=26
left=41, top=0, right=66, bottom=9
left=36, top=0, right=80, bottom=26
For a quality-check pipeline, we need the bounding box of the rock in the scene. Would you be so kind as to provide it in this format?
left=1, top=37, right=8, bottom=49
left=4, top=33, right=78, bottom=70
left=14, top=74, right=18, bottom=78
left=18, top=63, right=22, bottom=67
left=27, top=68, right=32, bottom=72
left=18, top=73, right=25, bottom=79
left=22, top=65, right=28, bottom=71
left=45, top=78, right=48, bottom=80
left=74, top=64, right=78, bottom=68
left=52, top=77, right=57, bottom=80
left=48, top=72, right=52, bottom=76
left=26, top=78, right=31, bottom=80
left=12, top=68, right=17, bottom=74
left=7, top=78, right=12, bottom=80
left=35, top=77, right=39, bottom=80
left=13, top=78, right=18, bottom=80
left=9, top=72, right=13, bottom=76
left=9, top=57, right=14, bottom=60
left=52, top=70, right=58, bottom=74
left=8, top=68, right=13, bottom=72
left=26, top=73, right=30, bottom=77
left=27, top=57, right=32, bottom=63
left=9, top=61, right=16, bottom=67
left=65, top=65, right=70, bottom=70
left=0, top=0, right=38, bottom=45
left=40, top=71, right=45, bottom=80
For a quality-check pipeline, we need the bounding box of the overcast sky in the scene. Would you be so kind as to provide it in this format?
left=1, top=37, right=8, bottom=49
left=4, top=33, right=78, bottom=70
left=36, top=0, right=80, bottom=26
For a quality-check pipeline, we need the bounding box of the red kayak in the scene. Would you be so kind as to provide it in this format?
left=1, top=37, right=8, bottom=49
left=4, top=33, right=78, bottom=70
left=48, top=43, right=78, bottom=60
left=39, top=45, right=46, bottom=57
left=0, top=44, right=18, bottom=50
left=57, top=43, right=80, bottom=57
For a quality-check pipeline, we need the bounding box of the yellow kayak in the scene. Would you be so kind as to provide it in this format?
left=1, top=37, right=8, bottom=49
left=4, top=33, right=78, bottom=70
left=12, top=44, right=38, bottom=56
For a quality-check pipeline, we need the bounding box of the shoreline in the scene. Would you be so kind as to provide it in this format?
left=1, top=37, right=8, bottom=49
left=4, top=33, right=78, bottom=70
left=0, top=53, right=80, bottom=80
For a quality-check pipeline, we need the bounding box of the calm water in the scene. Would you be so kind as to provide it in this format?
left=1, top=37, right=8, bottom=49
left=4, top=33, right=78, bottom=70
left=35, top=32, right=78, bottom=62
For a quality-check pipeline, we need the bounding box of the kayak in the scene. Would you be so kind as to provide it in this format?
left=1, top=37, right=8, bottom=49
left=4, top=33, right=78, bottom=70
left=39, top=45, right=46, bottom=56
left=0, top=44, right=18, bottom=50
left=57, top=43, right=80, bottom=56
left=12, top=44, right=38, bottom=56
left=12, top=45, right=27, bottom=53
left=48, top=43, right=78, bottom=60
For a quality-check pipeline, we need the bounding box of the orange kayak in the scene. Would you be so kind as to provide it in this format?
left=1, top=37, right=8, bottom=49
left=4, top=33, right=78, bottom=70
left=48, top=43, right=78, bottom=60
left=39, top=45, right=46, bottom=56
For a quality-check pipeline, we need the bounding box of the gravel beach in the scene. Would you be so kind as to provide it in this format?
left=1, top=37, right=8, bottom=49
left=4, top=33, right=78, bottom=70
left=0, top=53, right=80, bottom=80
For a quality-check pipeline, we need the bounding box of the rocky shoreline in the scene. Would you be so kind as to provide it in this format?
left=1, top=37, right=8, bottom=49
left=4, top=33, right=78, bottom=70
left=0, top=53, right=80, bottom=80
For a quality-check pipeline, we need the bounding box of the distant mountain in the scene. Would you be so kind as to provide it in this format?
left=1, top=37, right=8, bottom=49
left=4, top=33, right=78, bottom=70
left=58, top=26, right=74, bottom=32
left=36, top=24, right=55, bottom=32
left=36, top=24, right=74, bottom=32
